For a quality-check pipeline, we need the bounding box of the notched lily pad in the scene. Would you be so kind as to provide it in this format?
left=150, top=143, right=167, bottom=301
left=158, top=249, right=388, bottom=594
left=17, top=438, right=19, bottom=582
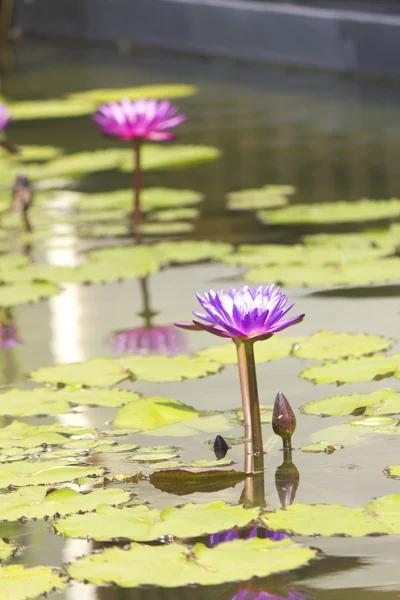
left=300, top=442, right=343, bottom=454
left=0, top=388, right=71, bottom=417
left=0, top=461, right=103, bottom=488
left=301, top=354, right=400, bottom=385
left=293, top=331, right=393, bottom=361
left=30, top=358, right=128, bottom=387
left=301, top=389, right=400, bottom=417
left=120, top=355, right=221, bottom=383
left=119, top=144, right=221, bottom=172
left=56, top=501, right=259, bottom=542
left=227, top=185, right=292, bottom=211
left=197, top=336, right=301, bottom=365
left=68, top=537, right=316, bottom=587
left=0, top=564, right=66, bottom=600
left=0, top=539, right=18, bottom=561
left=0, top=282, right=61, bottom=306
left=113, top=397, right=199, bottom=431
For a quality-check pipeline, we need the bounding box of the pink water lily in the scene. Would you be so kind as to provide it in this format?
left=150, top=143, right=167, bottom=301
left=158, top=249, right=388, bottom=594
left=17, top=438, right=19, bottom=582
left=0, top=104, right=12, bottom=133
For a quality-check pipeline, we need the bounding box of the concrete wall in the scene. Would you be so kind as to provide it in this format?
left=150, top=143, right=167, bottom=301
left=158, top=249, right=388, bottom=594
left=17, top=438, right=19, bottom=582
left=20, top=0, right=400, bottom=77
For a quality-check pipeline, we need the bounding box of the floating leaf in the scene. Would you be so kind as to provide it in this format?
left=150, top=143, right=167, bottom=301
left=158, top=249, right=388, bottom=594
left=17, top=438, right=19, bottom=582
left=0, top=421, right=95, bottom=450
left=113, top=397, right=199, bottom=431
left=0, top=539, right=17, bottom=561
left=302, top=230, right=395, bottom=249
left=74, top=188, right=204, bottom=213
left=301, top=354, right=400, bottom=385
left=196, top=336, right=301, bottom=365
left=0, top=565, right=66, bottom=599
left=120, top=355, right=221, bottom=383
left=234, top=405, right=273, bottom=425
left=301, top=389, right=400, bottom=417
left=143, top=414, right=232, bottom=437
left=386, top=465, right=400, bottom=479
left=189, top=458, right=235, bottom=468
left=293, top=331, right=393, bottom=361
left=15, top=145, right=62, bottom=161
left=149, top=208, right=200, bottom=222
left=300, top=442, right=343, bottom=453
left=0, top=461, right=103, bottom=488
left=349, top=415, right=398, bottom=428
left=57, top=501, right=258, bottom=542
left=308, top=421, right=397, bottom=448
left=245, top=258, right=400, bottom=287
left=68, top=537, right=316, bottom=587
left=10, top=98, right=93, bottom=120
left=150, top=468, right=245, bottom=495
left=141, top=221, right=194, bottom=235
left=0, top=282, right=61, bottom=306
left=262, top=494, right=400, bottom=536
left=152, top=240, right=233, bottom=264
left=0, top=487, right=129, bottom=521
left=68, top=83, right=198, bottom=104
left=227, top=186, right=292, bottom=211
left=127, top=452, right=179, bottom=463
left=57, top=387, right=140, bottom=407
left=0, top=388, right=71, bottom=417
left=26, top=149, right=127, bottom=180
left=259, top=198, right=400, bottom=225
left=119, top=144, right=221, bottom=172
left=30, top=358, right=127, bottom=387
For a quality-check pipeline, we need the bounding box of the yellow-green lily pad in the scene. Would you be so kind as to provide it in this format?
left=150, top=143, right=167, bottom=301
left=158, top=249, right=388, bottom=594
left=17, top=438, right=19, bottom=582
left=301, top=354, right=400, bottom=385
left=0, top=564, right=66, bottom=599
left=113, top=397, right=199, bottom=431
left=301, top=389, right=400, bottom=417
left=196, top=336, right=301, bottom=365
left=227, top=185, right=292, bottom=211
left=293, top=331, right=393, bottom=361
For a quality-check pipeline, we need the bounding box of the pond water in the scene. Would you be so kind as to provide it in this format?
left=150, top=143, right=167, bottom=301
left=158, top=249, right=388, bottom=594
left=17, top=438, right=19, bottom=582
left=1, top=38, right=400, bottom=600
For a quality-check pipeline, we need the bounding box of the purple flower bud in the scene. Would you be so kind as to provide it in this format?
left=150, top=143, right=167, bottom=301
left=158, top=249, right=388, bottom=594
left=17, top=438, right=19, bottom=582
left=272, top=391, right=296, bottom=441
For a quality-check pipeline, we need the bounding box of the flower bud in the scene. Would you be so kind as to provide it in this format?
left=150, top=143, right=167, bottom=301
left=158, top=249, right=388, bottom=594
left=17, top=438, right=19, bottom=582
left=272, top=391, right=296, bottom=440
left=213, top=435, right=229, bottom=460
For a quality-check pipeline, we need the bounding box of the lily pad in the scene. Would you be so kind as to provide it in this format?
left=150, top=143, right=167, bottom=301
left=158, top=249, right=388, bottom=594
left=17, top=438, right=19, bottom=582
left=259, top=198, right=400, bottom=225
left=0, top=487, right=129, bottom=521
left=0, top=461, right=103, bottom=488
left=74, top=188, right=204, bottom=213
left=302, top=230, right=395, bottom=249
left=119, top=144, right=221, bottom=172
left=68, top=83, right=198, bottom=104
left=57, top=387, right=141, bottom=408
left=0, top=388, right=71, bottom=417
left=309, top=420, right=399, bottom=448
left=26, top=149, right=127, bottom=180
left=0, top=282, right=61, bottom=306
left=150, top=468, right=245, bottom=495
left=301, top=354, right=400, bottom=385
left=262, top=493, right=400, bottom=536
left=149, top=208, right=200, bottom=222
left=0, top=565, right=66, bottom=599
left=300, top=442, right=343, bottom=453
left=113, top=397, right=199, bottom=431
left=301, top=389, right=400, bottom=417
left=227, top=185, right=293, bottom=211
left=234, top=405, right=273, bottom=424
left=30, top=358, right=128, bottom=387
left=386, top=465, right=400, bottom=479
left=196, top=336, right=301, bottom=365
left=245, top=258, right=400, bottom=287
left=141, top=222, right=194, bottom=235
left=57, top=501, right=258, bottom=542
left=0, top=421, right=96, bottom=450
left=15, top=145, right=62, bottom=162
left=68, top=537, right=316, bottom=587
left=128, top=452, right=179, bottom=463
left=293, top=331, right=393, bottom=361
left=142, top=414, right=232, bottom=437
left=120, top=355, right=221, bottom=383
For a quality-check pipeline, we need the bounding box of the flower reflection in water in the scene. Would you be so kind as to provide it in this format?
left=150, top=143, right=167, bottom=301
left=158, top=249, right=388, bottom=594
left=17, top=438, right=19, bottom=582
left=209, top=527, right=289, bottom=547
left=111, top=277, right=185, bottom=356
left=231, top=585, right=315, bottom=600
left=0, top=308, right=21, bottom=347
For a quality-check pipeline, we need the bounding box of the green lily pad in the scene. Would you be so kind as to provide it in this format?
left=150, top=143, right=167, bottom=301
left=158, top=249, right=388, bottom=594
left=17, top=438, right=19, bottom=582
left=222, top=244, right=388, bottom=268
left=120, top=355, right=221, bottom=382
left=68, top=83, right=198, bottom=104
left=142, top=414, right=232, bottom=437
left=245, top=258, right=400, bottom=287
left=0, top=539, right=17, bottom=561
left=151, top=240, right=232, bottom=264
left=189, top=458, right=235, bottom=468
left=196, top=336, right=301, bottom=365
left=0, top=564, right=66, bottom=599
left=119, top=144, right=221, bottom=172
left=293, top=331, right=393, bottom=361
left=262, top=493, right=400, bottom=536
left=0, top=282, right=61, bottom=306
left=30, top=358, right=128, bottom=387
left=0, top=388, right=71, bottom=417
left=234, top=405, right=273, bottom=424
left=56, top=501, right=259, bottom=542
left=15, top=145, right=62, bottom=162
left=141, top=221, right=194, bottom=235
left=349, top=415, right=398, bottom=428
left=309, top=420, right=400, bottom=448
left=301, top=354, right=400, bottom=385
left=128, top=452, right=179, bottom=463
left=26, top=149, right=127, bottom=180
left=150, top=468, right=245, bottom=495
left=386, top=465, right=400, bottom=479
left=0, top=421, right=96, bottom=450
left=302, top=230, right=395, bottom=249
left=227, top=185, right=293, bottom=211
left=149, top=208, right=200, bottom=222
left=0, top=461, right=103, bottom=488
left=113, top=397, right=199, bottom=431
left=301, top=389, right=400, bottom=417
left=77, top=223, right=130, bottom=238
left=0, top=487, right=129, bottom=521
left=74, top=188, right=204, bottom=212
left=300, top=442, right=343, bottom=453
left=68, top=537, right=316, bottom=587
left=259, top=198, right=400, bottom=225
left=56, top=387, right=141, bottom=407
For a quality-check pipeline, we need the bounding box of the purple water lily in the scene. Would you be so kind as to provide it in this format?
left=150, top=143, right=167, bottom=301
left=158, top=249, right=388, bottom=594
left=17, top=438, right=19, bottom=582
left=0, top=324, right=21, bottom=348
left=91, top=98, right=186, bottom=142
left=112, top=325, right=185, bottom=356
left=231, top=586, right=315, bottom=600
left=209, top=527, right=290, bottom=547
left=175, top=285, right=304, bottom=342
left=0, top=104, right=12, bottom=133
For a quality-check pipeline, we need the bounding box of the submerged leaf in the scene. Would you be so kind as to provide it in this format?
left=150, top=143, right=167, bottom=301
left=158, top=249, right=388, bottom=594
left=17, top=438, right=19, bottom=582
left=143, top=414, right=232, bottom=437
left=68, top=538, right=316, bottom=587
left=301, top=354, right=400, bottom=385
left=56, top=501, right=259, bottom=541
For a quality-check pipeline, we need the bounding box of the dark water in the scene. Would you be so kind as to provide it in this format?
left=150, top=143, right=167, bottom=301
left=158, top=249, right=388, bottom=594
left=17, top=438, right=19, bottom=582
left=1, top=38, right=400, bottom=600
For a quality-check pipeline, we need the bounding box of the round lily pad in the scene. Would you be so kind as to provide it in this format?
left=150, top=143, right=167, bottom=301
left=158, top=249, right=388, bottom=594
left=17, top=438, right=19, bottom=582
left=300, top=354, right=400, bottom=385
left=0, top=565, right=66, bottom=600
left=0, top=539, right=17, bottom=561
left=293, top=331, right=393, bottom=361
left=0, top=388, right=71, bottom=417
left=148, top=208, right=200, bottom=222
left=68, top=83, right=198, bottom=104
left=141, top=222, right=194, bottom=235
left=68, top=537, right=316, bottom=587
left=119, top=144, right=221, bottom=172
left=74, top=188, right=204, bottom=213
left=56, top=501, right=259, bottom=542
left=113, top=397, right=199, bottom=431
left=120, top=355, right=221, bottom=383
left=0, top=421, right=96, bottom=450
left=30, top=358, right=128, bottom=387
left=301, top=389, right=400, bottom=417
left=0, top=460, right=103, bottom=488
left=258, top=198, right=400, bottom=225
left=227, top=185, right=292, bottom=211
left=196, top=336, right=301, bottom=365
left=142, top=414, right=233, bottom=438
left=0, top=282, right=61, bottom=306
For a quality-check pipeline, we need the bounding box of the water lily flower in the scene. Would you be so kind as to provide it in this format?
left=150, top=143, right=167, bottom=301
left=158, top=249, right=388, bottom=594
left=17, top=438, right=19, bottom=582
left=112, top=325, right=184, bottom=356
left=0, top=104, right=12, bottom=133
left=209, top=527, right=289, bottom=547
left=175, top=285, right=304, bottom=342
left=91, top=98, right=186, bottom=142
left=91, top=98, right=186, bottom=242
left=175, top=284, right=304, bottom=472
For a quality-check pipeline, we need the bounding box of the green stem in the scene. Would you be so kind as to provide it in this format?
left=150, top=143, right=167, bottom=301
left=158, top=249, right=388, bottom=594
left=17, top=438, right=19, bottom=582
left=132, top=140, right=142, bottom=244
left=234, top=338, right=264, bottom=474
left=138, top=277, right=157, bottom=329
